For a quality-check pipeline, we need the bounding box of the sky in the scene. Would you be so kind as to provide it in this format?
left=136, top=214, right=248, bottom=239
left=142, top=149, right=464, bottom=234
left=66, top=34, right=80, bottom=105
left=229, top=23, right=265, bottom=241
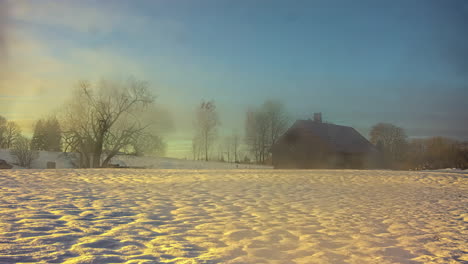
left=1, top=0, right=467, bottom=157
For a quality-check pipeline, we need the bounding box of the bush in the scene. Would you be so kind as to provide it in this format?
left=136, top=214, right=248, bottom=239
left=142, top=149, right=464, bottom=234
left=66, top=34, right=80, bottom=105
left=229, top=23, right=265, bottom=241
left=10, top=136, right=38, bottom=168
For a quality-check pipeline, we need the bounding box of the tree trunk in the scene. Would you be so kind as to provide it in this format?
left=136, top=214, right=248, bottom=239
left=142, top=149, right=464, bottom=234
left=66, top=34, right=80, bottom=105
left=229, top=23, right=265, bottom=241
left=93, top=136, right=104, bottom=168
left=205, top=133, right=208, bottom=161
left=102, top=152, right=118, bottom=168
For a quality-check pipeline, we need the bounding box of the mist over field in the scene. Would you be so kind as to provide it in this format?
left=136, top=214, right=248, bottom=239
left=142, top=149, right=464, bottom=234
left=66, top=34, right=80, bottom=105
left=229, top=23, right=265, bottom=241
left=0, top=0, right=467, bottom=158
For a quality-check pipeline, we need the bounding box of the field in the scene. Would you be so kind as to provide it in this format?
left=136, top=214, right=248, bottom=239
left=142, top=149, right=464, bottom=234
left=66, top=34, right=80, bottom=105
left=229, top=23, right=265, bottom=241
left=0, top=169, right=466, bottom=264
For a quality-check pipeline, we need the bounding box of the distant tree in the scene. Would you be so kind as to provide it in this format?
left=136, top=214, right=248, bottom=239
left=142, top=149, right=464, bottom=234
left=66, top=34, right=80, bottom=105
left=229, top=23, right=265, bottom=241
left=193, top=100, right=219, bottom=161
left=423, top=137, right=458, bottom=169
left=10, top=136, right=38, bottom=168
left=454, top=142, right=468, bottom=170
left=216, top=143, right=226, bottom=162
left=221, top=136, right=231, bottom=162
left=0, top=115, right=6, bottom=147
left=406, top=138, right=428, bottom=169
left=61, top=78, right=155, bottom=168
left=406, top=137, right=466, bottom=170
left=32, top=117, right=62, bottom=151
left=245, top=111, right=259, bottom=162
left=129, top=133, right=166, bottom=157
left=244, top=100, right=289, bottom=164
left=45, top=117, right=62, bottom=151
left=0, top=116, right=22, bottom=149
left=31, top=120, right=46, bottom=150
left=231, top=132, right=240, bottom=162
left=191, top=134, right=202, bottom=160
left=370, top=123, right=407, bottom=167
left=3, top=121, right=21, bottom=149
left=129, top=104, right=172, bottom=158
left=221, top=133, right=240, bottom=163
left=245, top=109, right=269, bottom=163
left=263, top=100, right=288, bottom=147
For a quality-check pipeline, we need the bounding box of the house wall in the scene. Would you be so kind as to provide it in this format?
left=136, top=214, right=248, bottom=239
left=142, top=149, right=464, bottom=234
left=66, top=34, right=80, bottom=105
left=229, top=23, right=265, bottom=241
left=272, top=131, right=380, bottom=169
left=272, top=130, right=333, bottom=169
left=328, top=153, right=367, bottom=169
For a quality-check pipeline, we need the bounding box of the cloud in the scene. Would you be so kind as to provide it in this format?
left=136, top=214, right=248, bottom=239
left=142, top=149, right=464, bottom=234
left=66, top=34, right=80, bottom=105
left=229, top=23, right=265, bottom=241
left=8, top=0, right=151, bottom=35
left=9, top=0, right=114, bottom=33
left=0, top=0, right=9, bottom=65
left=0, top=26, right=69, bottom=96
left=0, top=26, right=150, bottom=120
left=0, top=0, right=152, bottom=127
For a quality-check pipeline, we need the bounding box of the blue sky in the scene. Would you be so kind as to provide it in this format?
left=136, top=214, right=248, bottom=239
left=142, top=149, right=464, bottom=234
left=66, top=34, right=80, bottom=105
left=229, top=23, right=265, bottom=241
left=1, top=0, right=467, bottom=157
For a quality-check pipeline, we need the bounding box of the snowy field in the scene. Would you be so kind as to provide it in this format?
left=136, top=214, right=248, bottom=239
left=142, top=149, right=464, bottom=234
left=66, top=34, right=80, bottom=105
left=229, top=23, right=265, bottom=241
left=0, top=149, right=270, bottom=170
left=0, top=169, right=467, bottom=264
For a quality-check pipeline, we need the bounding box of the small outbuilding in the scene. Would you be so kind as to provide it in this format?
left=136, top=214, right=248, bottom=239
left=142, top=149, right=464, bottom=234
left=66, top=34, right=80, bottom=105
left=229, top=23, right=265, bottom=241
left=271, top=113, right=380, bottom=169
left=0, top=159, right=13, bottom=169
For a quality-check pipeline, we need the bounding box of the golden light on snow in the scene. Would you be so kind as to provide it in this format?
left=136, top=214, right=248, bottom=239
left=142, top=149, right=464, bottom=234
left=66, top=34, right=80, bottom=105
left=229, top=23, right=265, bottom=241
left=0, top=169, right=467, bottom=263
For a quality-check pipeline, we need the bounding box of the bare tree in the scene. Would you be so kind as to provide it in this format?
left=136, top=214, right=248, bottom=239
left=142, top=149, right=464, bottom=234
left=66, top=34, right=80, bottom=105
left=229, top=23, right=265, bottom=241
left=193, top=100, right=219, bottom=161
left=370, top=123, right=407, bottom=167
left=0, top=115, right=6, bottom=147
left=244, top=100, right=289, bottom=164
left=406, top=138, right=427, bottom=169
left=223, top=132, right=241, bottom=163
left=129, top=133, right=166, bottom=157
left=244, top=110, right=258, bottom=162
left=0, top=116, right=21, bottom=149
left=221, top=136, right=231, bottom=162
left=3, top=121, right=21, bottom=149
left=124, top=104, right=172, bottom=157
left=454, top=142, right=468, bottom=170
left=263, top=100, right=288, bottom=147
left=231, top=132, right=240, bottom=163
left=221, top=133, right=238, bottom=163
left=245, top=109, right=269, bottom=163
left=405, top=137, right=467, bottom=170
left=61, top=78, right=155, bottom=168
left=191, top=135, right=201, bottom=160
left=10, top=136, right=38, bottom=168
left=216, top=142, right=226, bottom=162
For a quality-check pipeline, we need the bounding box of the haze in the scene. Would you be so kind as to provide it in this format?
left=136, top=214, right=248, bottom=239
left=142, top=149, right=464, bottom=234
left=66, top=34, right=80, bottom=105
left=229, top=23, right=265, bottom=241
left=1, top=0, right=467, bottom=158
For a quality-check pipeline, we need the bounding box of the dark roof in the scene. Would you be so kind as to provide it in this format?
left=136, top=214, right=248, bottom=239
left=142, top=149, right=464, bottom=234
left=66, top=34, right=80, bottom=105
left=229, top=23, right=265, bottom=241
left=281, top=120, right=376, bottom=154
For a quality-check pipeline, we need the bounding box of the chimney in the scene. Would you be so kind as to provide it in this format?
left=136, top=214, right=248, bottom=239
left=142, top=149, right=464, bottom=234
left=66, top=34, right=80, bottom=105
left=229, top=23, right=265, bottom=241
left=313, top=112, right=322, bottom=123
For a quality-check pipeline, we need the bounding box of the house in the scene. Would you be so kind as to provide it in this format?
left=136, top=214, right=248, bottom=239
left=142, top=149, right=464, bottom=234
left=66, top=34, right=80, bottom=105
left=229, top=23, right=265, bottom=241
left=271, top=113, right=380, bottom=169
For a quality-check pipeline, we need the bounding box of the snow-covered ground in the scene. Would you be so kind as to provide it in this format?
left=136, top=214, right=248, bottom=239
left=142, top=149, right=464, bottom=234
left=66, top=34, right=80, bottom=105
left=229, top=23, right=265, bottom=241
left=0, top=149, right=270, bottom=169
left=0, top=169, right=466, bottom=264
left=111, top=155, right=270, bottom=170
left=0, top=149, right=79, bottom=169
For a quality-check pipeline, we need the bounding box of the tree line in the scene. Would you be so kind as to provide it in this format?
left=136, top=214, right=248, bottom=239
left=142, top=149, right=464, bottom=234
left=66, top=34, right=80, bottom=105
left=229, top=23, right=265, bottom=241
left=1, top=78, right=168, bottom=168
left=370, top=123, right=468, bottom=170
left=191, top=99, right=290, bottom=164
left=191, top=102, right=467, bottom=170
left=1, top=77, right=467, bottom=170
